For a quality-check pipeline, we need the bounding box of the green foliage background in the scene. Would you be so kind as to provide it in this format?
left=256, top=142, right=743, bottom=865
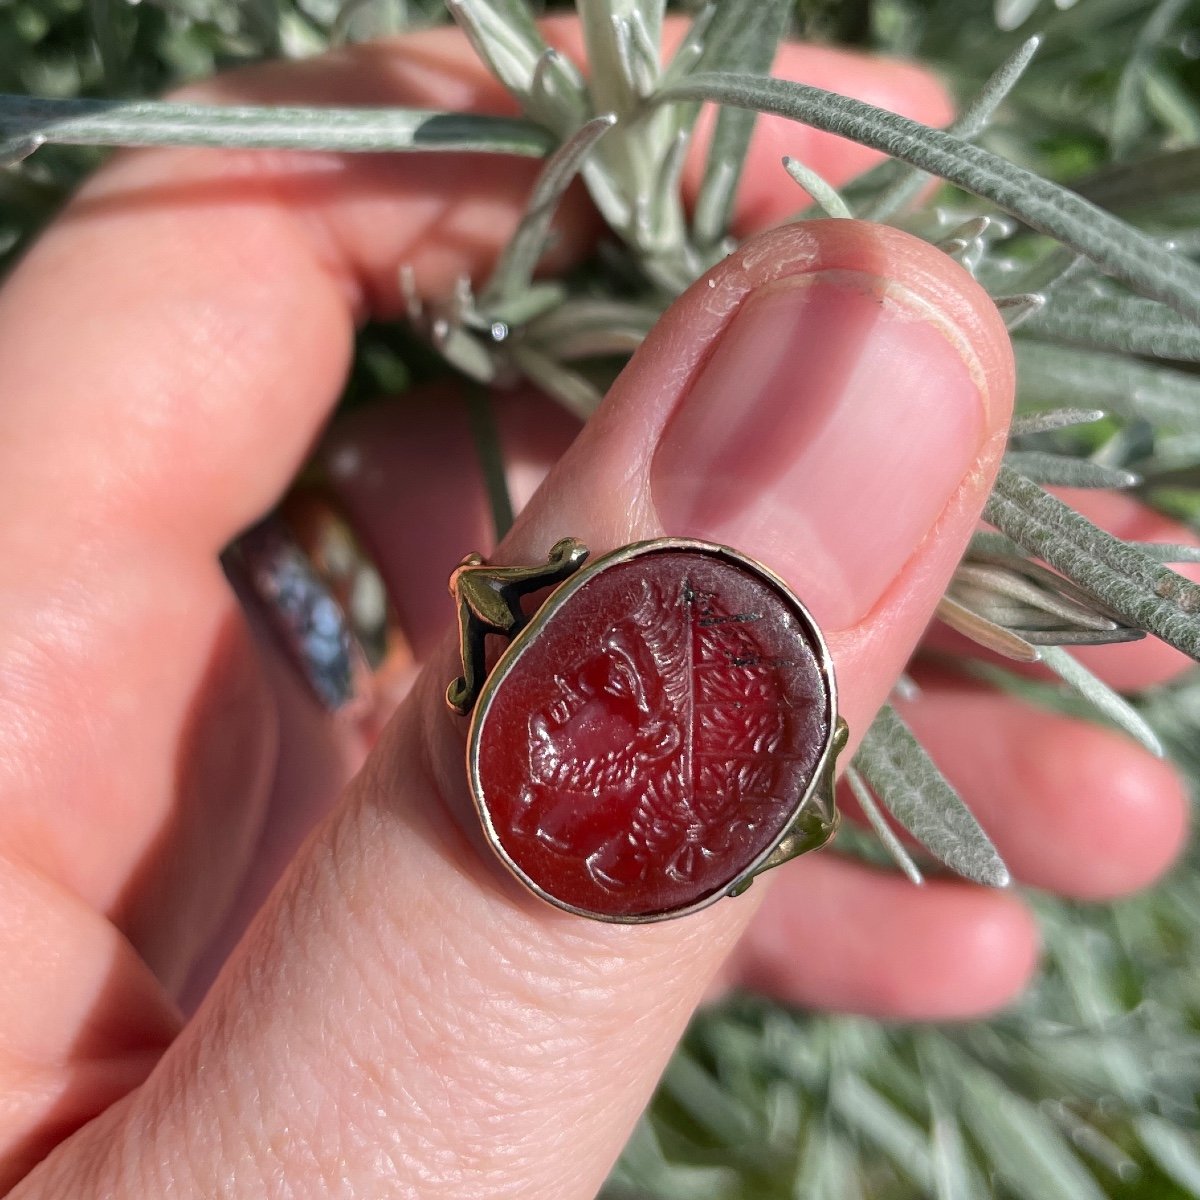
left=2, top=1, right=1199, bottom=1197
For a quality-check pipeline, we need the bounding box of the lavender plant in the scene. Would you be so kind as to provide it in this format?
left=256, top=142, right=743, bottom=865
left=2, top=0, right=1199, bottom=1195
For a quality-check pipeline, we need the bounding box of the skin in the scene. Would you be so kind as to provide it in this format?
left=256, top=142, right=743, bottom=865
left=0, top=16, right=1191, bottom=1197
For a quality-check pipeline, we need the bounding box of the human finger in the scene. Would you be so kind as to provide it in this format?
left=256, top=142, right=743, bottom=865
left=715, top=853, right=1038, bottom=1019
left=14, top=219, right=1017, bottom=1198
left=0, top=21, right=595, bottom=1182
left=323, top=401, right=1194, bottom=910
left=320, top=384, right=582, bottom=666
left=178, top=383, right=580, bottom=1000
left=898, top=676, right=1189, bottom=900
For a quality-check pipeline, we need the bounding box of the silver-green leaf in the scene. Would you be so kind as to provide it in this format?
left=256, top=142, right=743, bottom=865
left=995, top=292, right=1047, bottom=330
left=983, top=465, right=1200, bottom=661
left=951, top=1051, right=1109, bottom=1200
left=1019, top=293, right=1200, bottom=362
left=782, top=155, right=852, bottom=219
left=446, top=0, right=586, bottom=134
left=861, top=35, right=1042, bottom=223
left=1010, top=407, right=1106, bottom=436
left=689, top=0, right=790, bottom=247
left=852, top=705, right=1010, bottom=888
left=655, top=73, right=1200, bottom=322
left=0, top=94, right=554, bottom=157
left=937, top=594, right=1043, bottom=662
left=481, top=113, right=616, bottom=308
left=1002, top=451, right=1140, bottom=489
left=1136, top=1114, right=1200, bottom=1194
left=844, top=766, right=925, bottom=885
left=1039, top=645, right=1165, bottom=757
left=1013, top=340, right=1200, bottom=430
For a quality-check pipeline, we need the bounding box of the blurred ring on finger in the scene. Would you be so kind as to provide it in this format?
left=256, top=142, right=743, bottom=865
left=224, top=486, right=409, bottom=713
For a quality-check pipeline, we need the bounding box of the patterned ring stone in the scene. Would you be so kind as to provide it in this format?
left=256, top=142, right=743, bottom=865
left=467, top=541, right=837, bottom=921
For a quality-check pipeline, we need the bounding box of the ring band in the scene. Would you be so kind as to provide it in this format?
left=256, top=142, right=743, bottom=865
left=225, top=489, right=405, bottom=713
left=447, top=537, right=846, bottom=923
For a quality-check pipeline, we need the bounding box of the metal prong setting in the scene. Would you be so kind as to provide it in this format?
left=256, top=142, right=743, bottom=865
left=446, top=537, right=590, bottom=716
left=726, top=716, right=848, bottom=896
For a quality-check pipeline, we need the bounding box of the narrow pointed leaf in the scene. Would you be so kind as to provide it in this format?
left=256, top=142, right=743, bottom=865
left=656, top=74, right=1200, bottom=322
left=793, top=1122, right=862, bottom=1200
left=1, top=134, right=42, bottom=167
left=862, top=35, right=1042, bottom=222
left=0, top=95, right=554, bottom=156
left=89, top=0, right=134, bottom=84
left=1022, top=626, right=1147, bottom=647
left=1144, top=67, right=1200, bottom=148
left=940, top=215, right=992, bottom=245
left=983, top=465, right=1200, bottom=660
left=995, top=292, right=1046, bottom=330
left=1010, top=408, right=1106, bottom=436
left=782, top=155, right=852, bottom=218
left=446, top=0, right=586, bottom=133
left=1003, top=451, right=1140, bottom=489
left=830, top=1074, right=933, bottom=1186
left=1013, top=341, right=1200, bottom=430
left=690, top=0, right=790, bottom=247
left=1092, top=421, right=1156, bottom=473
left=1110, top=0, right=1190, bottom=159
left=431, top=320, right=496, bottom=383
left=528, top=326, right=646, bottom=359
left=625, top=5, right=666, bottom=96
left=522, top=298, right=659, bottom=357
left=659, top=1054, right=758, bottom=1148
left=1039, top=645, right=1165, bottom=757
left=1044, top=1103, right=1138, bottom=1181
left=995, top=0, right=1040, bottom=32
left=507, top=344, right=602, bottom=419
left=926, top=1087, right=975, bottom=1200
left=953, top=1056, right=1109, bottom=1200
left=661, top=3, right=715, bottom=85
left=1019, top=295, right=1200, bottom=362
left=487, top=282, right=567, bottom=330
left=1136, top=1114, right=1200, bottom=1193
left=844, top=767, right=925, bottom=884
left=481, top=114, right=615, bottom=307
left=853, top=706, right=1010, bottom=887
left=610, top=1116, right=737, bottom=1198
left=955, top=559, right=1128, bottom=630
left=576, top=1, right=641, bottom=117
left=937, top=595, right=1042, bottom=662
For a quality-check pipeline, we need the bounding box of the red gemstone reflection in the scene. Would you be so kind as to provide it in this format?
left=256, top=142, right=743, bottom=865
left=472, top=547, right=830, bottom=918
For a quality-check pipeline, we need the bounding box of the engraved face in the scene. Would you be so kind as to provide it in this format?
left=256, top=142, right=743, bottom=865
left=470, top=544, right=834, bottom=920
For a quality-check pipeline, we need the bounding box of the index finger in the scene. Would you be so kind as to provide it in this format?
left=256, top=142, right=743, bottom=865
left=0, top=20, right=955, bottom=1185
left=0, top=24, right=597, bottom=1182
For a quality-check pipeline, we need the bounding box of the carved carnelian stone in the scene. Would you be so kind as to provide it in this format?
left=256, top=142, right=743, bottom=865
left=470, top=544, right=832, bottom=920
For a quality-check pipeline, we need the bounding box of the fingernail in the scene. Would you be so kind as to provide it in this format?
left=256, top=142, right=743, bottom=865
left=651, top=268, right=989, bottom=630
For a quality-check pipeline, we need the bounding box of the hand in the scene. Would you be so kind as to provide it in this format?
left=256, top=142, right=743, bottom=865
left=0, top=17, right=1188, bottom=1197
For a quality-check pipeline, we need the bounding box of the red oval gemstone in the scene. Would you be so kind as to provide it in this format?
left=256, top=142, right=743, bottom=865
left=470, top=544, right=832, bottom=920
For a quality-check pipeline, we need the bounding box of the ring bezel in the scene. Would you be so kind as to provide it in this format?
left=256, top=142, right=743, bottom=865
left=460, top=537, right=844, bottom=924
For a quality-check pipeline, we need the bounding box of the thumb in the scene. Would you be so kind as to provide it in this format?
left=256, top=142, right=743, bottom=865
left=20, top=221, right=1013, bottom=1199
